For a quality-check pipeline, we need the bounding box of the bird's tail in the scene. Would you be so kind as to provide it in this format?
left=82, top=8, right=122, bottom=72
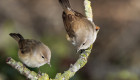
left=59, top=0, right=71, bottom=10
left=9, top=33, right=24, bottom=42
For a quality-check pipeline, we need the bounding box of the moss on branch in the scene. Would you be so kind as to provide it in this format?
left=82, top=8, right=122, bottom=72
left=54, top=45, right=92, bottom=80
left=6, top=0, right=93, bottom=80
left=6, top=57, right=49, bottom=80
left=6, top=45, right=92, bottom=80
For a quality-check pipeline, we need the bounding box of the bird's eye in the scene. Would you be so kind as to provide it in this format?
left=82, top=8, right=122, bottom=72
left=96, top=29, right=98, bottom=31
left=83, top=43, right=85, bottom=45
left=42, top=56, right=45, bottom=59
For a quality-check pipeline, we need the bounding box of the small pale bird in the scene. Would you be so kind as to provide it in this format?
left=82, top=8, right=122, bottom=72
left=59, top=0, right=100, bottom=52
left=9, top=33, right=51, bottom=69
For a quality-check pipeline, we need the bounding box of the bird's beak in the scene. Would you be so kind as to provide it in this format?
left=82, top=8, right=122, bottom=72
left=48, top=62, right=51, bottom=67
left=77, top=48, right=80, bottom=53
left=77, top=45, right=83, bottom=53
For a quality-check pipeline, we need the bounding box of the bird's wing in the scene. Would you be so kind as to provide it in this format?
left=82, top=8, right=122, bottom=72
left=62, top=11, right=76, bottom=38
left=19, top=39, right=41, bottom=54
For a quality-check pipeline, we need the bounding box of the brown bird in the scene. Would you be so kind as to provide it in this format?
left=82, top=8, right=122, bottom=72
left=59, top=0, right=100, bottom=52
left=9, top=33, right=51, bottom=68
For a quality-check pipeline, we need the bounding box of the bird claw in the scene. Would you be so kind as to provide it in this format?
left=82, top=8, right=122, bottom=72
left=70, top=64, right=73, bottom=68
left=38, top=68, right=42, bottom=76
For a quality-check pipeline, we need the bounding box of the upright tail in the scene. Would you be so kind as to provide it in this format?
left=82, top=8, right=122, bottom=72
left=9, top=33, right=24, bottom=42
left=59, top=0, right=71, bottom=10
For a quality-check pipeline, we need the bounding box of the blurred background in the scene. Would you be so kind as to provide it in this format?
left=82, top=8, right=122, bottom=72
left=0, top=0, right=140, bottom=80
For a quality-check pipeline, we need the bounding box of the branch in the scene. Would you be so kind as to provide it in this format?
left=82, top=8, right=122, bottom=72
left=84, top=0, right=93, bottom=21
left=54, top=46, right=92, bottom=80
left=6, top=57, right=49, bottom=80
left=6, top=0, right=93, bottom=80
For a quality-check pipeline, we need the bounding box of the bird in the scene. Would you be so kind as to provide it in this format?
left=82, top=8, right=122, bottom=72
left=59, top=0, right=100, bottom=52
left=9, top=33, right=51, bottom=69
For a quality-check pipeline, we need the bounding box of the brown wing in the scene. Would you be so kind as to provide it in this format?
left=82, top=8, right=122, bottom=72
left=62, top=11, right=75, bottom=38
left=62, top=10, right=86, bottom=38
left=19, top=39, right=41, bottom=54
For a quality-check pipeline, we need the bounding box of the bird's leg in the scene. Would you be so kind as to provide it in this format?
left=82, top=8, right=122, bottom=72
left=38, top=67, right=41, bottom=76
